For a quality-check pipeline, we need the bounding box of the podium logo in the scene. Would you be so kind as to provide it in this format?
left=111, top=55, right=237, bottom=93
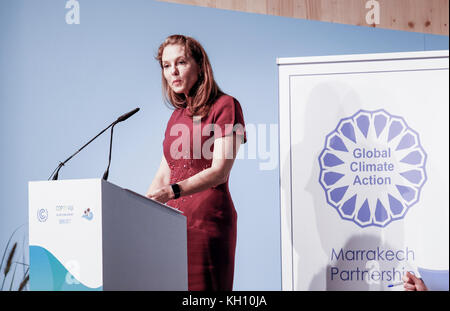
left=318, top=109, right=427, bottom=227
left=82, top=208, right=93, bottom=221
left=37, top=208, right=49, bottom=222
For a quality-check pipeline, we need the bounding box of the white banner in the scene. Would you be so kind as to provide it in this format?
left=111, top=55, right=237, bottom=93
left=278, top=50, right=449, bottom=291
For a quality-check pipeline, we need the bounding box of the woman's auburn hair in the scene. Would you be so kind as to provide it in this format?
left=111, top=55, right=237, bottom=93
left=156, top=34, right=223, bottom=118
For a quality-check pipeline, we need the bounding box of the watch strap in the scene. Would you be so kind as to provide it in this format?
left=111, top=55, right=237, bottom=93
left=170, top=183, right=181, bottom=199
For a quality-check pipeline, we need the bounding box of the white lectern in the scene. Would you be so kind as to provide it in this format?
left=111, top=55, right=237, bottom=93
left=28, top=179, right=187, bottom=291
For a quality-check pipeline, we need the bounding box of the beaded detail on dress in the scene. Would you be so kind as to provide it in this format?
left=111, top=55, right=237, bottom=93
left=167, top=158, right=212, bottom=209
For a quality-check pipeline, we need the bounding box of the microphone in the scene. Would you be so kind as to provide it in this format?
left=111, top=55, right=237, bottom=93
left=49, top=108, right=140, bottom=181
left=115, top=107, right=140, bottom=124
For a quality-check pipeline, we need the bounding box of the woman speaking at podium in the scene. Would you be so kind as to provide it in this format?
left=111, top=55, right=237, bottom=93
left=146, top=34, right=247, bottom=291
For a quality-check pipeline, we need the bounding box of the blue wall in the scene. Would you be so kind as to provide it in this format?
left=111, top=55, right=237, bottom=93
left=0, top=0, right=448, bottom=290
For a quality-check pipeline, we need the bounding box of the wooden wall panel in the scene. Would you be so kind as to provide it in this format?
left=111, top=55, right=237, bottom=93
left=157, top=0, right=449, bottom=35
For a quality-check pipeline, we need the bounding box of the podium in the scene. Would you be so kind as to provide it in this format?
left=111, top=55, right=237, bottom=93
left=28, top=179, right=187, bottom=291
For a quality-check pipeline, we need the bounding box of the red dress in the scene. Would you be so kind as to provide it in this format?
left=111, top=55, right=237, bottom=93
left=163, top=94, right=247, bottom=291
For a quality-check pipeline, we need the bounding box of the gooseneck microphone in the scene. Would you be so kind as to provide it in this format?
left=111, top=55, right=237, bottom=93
left=115, top=107, right=140, bottom=123
left=49, top=108, right=140, bottom=181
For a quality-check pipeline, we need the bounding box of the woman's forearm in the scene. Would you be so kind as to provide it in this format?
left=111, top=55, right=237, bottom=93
left=147, top=171, right=170, bottom=196
left=147, top=177, right=166, bottom=195
left=177, top=166, right=228, bottom=197
left=177, top=136, right=238, bottom=197
left=146, top=155, right=171, bottom=196
left=148, top=135, right=239, bottom=203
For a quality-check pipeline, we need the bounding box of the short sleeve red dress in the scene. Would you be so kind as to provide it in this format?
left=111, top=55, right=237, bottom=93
left=163, top=94, right=247, bottom=291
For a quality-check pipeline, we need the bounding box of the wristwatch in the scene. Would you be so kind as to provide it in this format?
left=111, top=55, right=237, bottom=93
left=170, top=183, right=181, bottom=199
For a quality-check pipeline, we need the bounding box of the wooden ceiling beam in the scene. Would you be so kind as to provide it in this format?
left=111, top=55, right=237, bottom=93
left=157, top=0, right=449, bottom=35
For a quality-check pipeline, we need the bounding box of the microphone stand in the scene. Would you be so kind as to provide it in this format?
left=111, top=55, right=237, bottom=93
left=48, top=107, right=140, bottom=181
left=49, top=121, right=116, bottom=181
left=102, top=123, right=115, bottom=181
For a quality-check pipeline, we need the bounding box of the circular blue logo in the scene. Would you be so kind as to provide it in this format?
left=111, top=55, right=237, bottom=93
left=37, top=208, right=48, bottom=222
left=318, top=109, right=427, bottom=227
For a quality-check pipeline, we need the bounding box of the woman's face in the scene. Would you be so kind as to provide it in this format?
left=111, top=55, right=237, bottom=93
left=162, top=44, right=200, bottom=97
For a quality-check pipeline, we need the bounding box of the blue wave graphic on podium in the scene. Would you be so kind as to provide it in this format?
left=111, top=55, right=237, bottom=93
left=29, top=245, right=102, bottom=291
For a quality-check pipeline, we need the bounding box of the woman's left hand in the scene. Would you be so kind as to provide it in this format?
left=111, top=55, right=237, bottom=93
left=147, top=185, right=174, bottom=204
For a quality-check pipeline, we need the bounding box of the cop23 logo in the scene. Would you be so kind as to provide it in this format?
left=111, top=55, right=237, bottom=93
left=318, top=110, right=427, bottom=228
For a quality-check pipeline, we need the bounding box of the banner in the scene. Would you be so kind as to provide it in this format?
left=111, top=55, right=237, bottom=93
left=278, top=50, right=449, bottom=290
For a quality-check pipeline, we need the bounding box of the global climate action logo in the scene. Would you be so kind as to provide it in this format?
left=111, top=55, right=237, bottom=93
left=318, top=110, right=427, bottom=227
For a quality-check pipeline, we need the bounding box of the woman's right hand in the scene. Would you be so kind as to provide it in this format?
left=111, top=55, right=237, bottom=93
left=146, top=155, right=171, bottom=197
left=147, top=185, right=175, bottom=204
